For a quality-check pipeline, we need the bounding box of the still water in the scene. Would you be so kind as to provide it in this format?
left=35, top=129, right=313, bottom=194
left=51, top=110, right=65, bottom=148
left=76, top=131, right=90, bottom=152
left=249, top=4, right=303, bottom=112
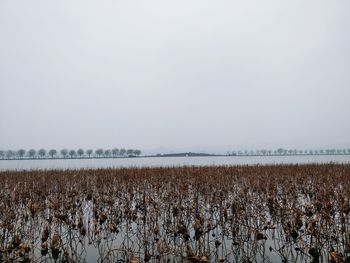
left=0, top=155, right=349, bottom=171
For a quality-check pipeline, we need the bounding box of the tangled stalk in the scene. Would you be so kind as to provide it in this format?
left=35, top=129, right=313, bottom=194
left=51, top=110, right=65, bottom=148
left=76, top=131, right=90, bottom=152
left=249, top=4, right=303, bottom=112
left=0, top=164, right=349, bottom=262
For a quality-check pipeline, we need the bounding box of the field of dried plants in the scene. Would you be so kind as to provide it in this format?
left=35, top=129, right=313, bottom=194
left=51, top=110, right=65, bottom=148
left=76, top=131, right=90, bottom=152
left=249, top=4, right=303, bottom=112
left=0, top=164, right=349, bottom=262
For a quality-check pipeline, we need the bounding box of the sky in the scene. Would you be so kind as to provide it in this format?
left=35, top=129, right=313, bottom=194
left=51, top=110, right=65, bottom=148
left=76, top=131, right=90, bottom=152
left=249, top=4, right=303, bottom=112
left=0, top=0, right=349, bottom=153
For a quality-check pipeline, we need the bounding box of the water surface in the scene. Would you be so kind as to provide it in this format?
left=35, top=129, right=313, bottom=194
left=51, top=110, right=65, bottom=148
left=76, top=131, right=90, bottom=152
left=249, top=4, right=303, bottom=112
left=0, top=155, right=349, bottom=171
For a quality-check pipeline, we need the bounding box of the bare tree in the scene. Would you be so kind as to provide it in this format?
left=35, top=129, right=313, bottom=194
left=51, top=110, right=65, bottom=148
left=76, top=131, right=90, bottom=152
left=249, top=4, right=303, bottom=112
left=38, top=149, right=46, bottom=158
left=69, top=150, right=76, bottom=158
left=127, top=149, right=134, bottom=156
left=17, top=149, right=26, bottom=159
left=112, top=148, right=119, bottom=157
left=119, top=148, right=126, bottom=156
left=77, top=149, right=84, bottom=158
left=6, top=150, right=15, bottom=159
left=134, top=149, right=141, bottom=156
left=49, top=149, right=57, bottom=158
left=28, top=149, right=36, bottom=158
left=95, top=149, right=103, bottom=158
left=0, top=150, right=4, bottom=159
left=86, top=149, right=93, bottom=158
left=104, top=149, right=111, bottom=158
left=61, top=149, right=68, bottom=158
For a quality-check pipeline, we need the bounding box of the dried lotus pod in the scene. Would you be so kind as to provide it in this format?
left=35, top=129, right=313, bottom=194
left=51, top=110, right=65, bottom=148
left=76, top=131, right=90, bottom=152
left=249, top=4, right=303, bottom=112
left=51, top=232, right=60, bottom=249
left=129, top=256, right=139, bottom=263
left=19, top=243, right=30, bottom=254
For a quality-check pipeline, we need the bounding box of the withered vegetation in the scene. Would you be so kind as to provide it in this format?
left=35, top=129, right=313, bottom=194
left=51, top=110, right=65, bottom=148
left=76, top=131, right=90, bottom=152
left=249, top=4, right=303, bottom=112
left=0, top=164, right=349, bottom=262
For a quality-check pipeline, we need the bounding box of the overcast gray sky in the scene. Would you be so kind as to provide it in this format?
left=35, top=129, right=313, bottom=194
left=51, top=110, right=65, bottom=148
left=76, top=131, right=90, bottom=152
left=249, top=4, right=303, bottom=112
left=0, top=0, right=349, bottom=153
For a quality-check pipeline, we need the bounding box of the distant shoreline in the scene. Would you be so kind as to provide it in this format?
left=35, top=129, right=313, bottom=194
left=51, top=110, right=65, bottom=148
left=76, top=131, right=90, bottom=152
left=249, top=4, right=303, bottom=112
left=0, top=152, right=349, bottom=161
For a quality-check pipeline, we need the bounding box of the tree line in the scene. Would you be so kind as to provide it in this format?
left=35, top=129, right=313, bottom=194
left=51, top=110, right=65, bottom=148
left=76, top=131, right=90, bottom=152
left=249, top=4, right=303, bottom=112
left=227, top=148, right=350, bottom=156
left=0, top=148, right=142, bottom=160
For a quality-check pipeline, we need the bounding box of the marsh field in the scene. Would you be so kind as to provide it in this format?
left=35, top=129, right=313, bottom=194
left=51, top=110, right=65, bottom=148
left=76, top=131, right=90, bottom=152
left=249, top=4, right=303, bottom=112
left=0, top=164, right=350, bottom=263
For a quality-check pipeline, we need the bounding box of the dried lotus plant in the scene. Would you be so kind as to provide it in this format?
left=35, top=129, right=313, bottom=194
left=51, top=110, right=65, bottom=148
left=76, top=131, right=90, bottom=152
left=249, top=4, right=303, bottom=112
left=0, top=164, right=349, bottom=262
